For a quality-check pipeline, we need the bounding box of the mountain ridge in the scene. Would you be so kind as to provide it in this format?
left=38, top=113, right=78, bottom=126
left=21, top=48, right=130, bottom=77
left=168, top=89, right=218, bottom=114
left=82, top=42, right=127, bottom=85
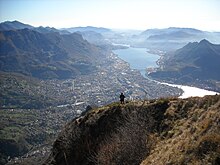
left=0, top=20, right=70, bottom=34
left=42, top=95, right=220, bottom=165
left=0, top=20, right=33, bottom=31
left=0, top=28, right=103, bottom=79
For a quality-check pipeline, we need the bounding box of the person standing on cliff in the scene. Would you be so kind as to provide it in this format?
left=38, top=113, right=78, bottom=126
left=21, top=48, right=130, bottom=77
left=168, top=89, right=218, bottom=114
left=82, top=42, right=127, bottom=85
left=120, top=93, right=125, bottom=104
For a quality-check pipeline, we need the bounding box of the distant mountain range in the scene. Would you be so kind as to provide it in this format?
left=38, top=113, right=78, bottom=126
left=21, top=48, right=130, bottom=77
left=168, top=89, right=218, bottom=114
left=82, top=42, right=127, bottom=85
left=61, top=26, right=111, bottom=33
left=150, top=39, right=220, bottom=91
left=1, top=20, right=220, bottom=85
left=141, top=27, right=203, bottom=37
left=132, top=27, right=220, bottom=51
left=0, top=27, right=104, bottom=79
left=0, top=20, right=70, bottom=34
left=75, top=31, right=111, bottom=46
left=61, top=26, right=114, bottom=46
left=2, top=21, right=220, bottom=51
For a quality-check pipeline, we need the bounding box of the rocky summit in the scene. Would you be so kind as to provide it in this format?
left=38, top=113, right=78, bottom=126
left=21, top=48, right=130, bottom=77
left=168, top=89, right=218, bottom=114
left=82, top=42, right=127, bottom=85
left=43, top=95, right=220, bottom=165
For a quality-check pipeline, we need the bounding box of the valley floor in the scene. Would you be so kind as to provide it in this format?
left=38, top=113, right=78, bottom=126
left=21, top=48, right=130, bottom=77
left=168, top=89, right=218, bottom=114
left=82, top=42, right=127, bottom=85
left=1, top=52, right=181, bottom=164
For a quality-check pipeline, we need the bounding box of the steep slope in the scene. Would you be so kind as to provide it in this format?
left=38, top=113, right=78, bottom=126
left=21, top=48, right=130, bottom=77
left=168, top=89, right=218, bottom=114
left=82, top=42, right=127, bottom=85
left=0, top=29, right=103, bottom=79
left=150, top=39, right=220, bottom=91
left=44, top=95, right=220, bottom=165
left=142, top=95, right=220, bottom=165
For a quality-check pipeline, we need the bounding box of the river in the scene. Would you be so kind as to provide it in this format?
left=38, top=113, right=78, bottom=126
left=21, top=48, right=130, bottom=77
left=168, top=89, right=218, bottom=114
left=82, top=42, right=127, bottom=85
left=113, top=47, right=218, bottom=98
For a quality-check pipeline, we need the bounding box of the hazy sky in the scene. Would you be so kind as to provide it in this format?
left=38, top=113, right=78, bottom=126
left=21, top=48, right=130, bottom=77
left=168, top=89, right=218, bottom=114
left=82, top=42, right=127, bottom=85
left=0, top=0, right=220, bottom=31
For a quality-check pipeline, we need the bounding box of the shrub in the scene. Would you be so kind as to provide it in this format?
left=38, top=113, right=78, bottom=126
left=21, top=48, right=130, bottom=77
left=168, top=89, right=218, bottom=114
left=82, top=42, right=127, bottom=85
left=92, top=110, right=155, bottom=165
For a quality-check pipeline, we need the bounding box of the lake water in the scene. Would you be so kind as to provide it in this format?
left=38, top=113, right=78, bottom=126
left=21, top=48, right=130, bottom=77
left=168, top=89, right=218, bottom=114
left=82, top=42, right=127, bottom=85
left=113, top=47, right=160, bottom=77
left=113, top=47, right=218, bottom=98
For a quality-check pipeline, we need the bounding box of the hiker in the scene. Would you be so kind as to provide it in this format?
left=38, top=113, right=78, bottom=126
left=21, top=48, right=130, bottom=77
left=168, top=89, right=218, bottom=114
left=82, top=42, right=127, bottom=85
left=120, top=93, right=125, bottom=104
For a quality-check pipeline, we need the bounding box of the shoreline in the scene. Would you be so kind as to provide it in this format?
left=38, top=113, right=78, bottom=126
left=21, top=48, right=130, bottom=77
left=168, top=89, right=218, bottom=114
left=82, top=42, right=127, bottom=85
left=113, top=46, right=218, bottom=98
left=144, top=50, right=219, bottom=98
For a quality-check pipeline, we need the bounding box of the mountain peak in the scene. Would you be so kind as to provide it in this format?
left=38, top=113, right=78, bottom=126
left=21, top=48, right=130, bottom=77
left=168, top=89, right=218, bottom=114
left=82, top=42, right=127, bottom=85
left=199, top=39, right=210, bottom=45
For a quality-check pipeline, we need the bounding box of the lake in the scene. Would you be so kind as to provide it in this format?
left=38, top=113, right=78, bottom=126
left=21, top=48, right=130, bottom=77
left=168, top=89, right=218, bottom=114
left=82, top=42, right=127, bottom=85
left=113, top=47, right=218, bottom=98
left=113, top=47, right=160, bottom=77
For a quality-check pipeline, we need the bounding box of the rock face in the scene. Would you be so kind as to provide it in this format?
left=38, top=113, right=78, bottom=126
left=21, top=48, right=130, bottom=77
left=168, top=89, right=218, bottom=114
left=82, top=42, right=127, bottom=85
left=44, top=95, right=220, bottom=165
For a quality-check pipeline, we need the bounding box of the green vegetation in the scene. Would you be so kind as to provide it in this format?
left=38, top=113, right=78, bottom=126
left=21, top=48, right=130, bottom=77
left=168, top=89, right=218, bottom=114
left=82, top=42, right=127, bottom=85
left=0, top=109, right=58, bottom=164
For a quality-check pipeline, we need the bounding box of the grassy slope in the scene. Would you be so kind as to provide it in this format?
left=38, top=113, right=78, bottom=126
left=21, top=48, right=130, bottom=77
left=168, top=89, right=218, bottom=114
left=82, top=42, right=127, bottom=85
left=44, top=95, right=220, bottom=165
left=141, top=95, right=220, bottom=165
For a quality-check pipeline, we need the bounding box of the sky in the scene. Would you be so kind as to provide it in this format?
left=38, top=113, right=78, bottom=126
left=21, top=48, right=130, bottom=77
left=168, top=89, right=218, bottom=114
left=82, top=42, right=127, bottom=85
left=0, top=0, right=220, bottom=31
